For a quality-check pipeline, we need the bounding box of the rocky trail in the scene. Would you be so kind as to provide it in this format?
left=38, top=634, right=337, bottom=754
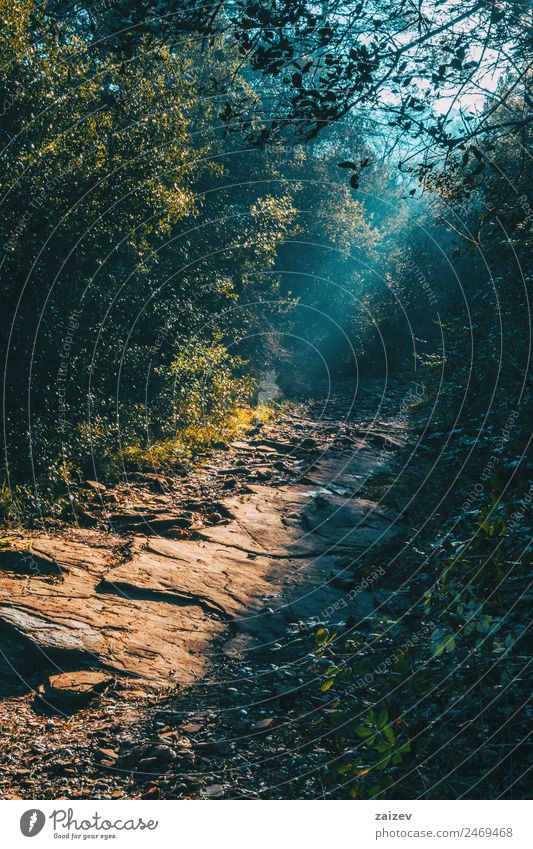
left=0, top=379, right=413, bottom=799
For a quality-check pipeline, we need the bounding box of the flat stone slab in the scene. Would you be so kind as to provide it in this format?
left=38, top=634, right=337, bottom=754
left=40, top=671, right=112, bottom=706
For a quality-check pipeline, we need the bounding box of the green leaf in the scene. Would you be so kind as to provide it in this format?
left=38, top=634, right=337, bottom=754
left=356, top=726, right=373, bottom=738
left=377, top=708, right=388, bottom=728
left=383, top=725, right=396, bottom=745
left=443, top=634, right=456, bottom=652
left=337, top=762, right=354, bottom=775
left=432, top=641, right=445, bottom=657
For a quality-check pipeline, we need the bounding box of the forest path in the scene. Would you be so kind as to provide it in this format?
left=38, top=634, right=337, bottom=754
left=0, top=378, right=411, bottom=798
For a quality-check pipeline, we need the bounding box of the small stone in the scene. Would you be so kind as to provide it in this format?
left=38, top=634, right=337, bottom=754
left=179, top=723, right=203, bottom=734
left=202, top=784, right=225, bottom=798
left=95, top=747, right=118, bottom=761
left=253, top=717, right=274, bottom=730
left=41, top=671, right=113, bottom=707
left=85, top=480, right=107, bottom=493
left=136, top=757, right=159, bottom=773
left=141, top=786, right=160, bottom=799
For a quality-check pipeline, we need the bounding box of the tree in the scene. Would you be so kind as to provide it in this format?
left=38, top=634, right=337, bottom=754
left=45, top=1, right=533, bottom=161
left=0, top=3, right=299, bottom=514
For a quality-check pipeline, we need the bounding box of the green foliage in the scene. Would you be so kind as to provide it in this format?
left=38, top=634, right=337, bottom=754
left=311, top=475, right=529, bottom=799
left=48, top=0, right=532, bottom=161
left=0, top=6, right=300, bottom=520
left=0, top=482, right=15, bottom=522
left=168, top=341, right=253, bottom=431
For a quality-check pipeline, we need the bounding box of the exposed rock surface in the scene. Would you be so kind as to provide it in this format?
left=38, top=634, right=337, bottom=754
left=0, top=380, right=417, bottom=800
left=0, top=383, right=406, bottom=693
